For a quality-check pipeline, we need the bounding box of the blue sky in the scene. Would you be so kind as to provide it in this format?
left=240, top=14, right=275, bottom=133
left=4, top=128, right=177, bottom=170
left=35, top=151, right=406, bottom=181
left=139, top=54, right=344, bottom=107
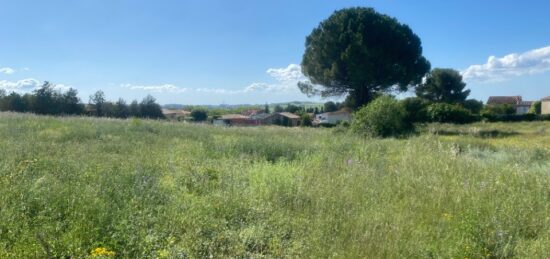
left=1, top=0, right=549, bottom=104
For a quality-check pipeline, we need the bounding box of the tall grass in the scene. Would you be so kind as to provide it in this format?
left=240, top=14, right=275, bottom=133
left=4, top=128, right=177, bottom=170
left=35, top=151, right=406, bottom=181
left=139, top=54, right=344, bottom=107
left=0, top=112, right=549, bottom=257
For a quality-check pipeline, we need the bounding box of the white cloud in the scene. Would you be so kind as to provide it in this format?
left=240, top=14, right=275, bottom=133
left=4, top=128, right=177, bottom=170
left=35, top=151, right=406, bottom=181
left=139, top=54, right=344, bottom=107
left=0, top=79, right=75, bottom=93
left=243, top=64, right=306, bottom=93
left=463, top=45, right=550, bottom=82
left=0, top=67, right=16, bottom=75
left=121, top=83, right=188, bottom=93
left=266, top=64, right=306, bottom=82
left=195, top=88, right=243, bottom=94
left=0, top=78, right=41, bottom=92
left=52, top=84, right=72, bottom=91
left=120, top=64, right=307, bottom=95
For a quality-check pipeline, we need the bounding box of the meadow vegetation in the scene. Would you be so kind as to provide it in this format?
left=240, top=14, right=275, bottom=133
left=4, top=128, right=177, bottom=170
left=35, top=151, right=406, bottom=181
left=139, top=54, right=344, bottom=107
left=1, top=112, right=550, bottom=258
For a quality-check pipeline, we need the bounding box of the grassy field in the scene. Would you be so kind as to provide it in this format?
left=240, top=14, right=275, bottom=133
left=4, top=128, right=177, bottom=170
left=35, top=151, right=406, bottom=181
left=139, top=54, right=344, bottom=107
left=1, top=112, right=549, bottom=258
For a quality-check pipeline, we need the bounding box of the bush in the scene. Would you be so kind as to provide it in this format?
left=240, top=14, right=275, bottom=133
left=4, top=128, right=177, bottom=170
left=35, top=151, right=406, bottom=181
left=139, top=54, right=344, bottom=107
left=481, top=104, right=516, bottom=117
left=401, top=97, right=431, bottom=123
left=483, top=113, right=539, bottom=122
left=463, top=99, right=484, bottom=114
left=351, top=96, right=411, bottom=137
left=426, top=103, right=475, bottom=124
left=528, top=101, right=541, bottom=115
left=190, top=109, right=208, bottom=122
left=301, top=114, right=312, bottom=127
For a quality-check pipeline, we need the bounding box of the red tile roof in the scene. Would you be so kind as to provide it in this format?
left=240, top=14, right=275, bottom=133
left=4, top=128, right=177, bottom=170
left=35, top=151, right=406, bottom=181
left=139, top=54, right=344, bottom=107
left=487, top=96, right=522, bottom=105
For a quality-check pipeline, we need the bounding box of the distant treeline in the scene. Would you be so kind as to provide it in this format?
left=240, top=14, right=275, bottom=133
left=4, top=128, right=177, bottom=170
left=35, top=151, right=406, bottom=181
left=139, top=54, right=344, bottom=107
left=0, top=81, right=164, bottom=119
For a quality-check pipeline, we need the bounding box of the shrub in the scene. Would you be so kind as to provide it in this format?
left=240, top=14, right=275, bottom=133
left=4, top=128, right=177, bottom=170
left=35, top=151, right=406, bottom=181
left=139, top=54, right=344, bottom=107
left=528, top=101, right=541, bottom=115
left=463, top=99, right=484, bottom=114
left=481, top=104, right=516, bottom=117
left=190, top=109, right=208, bottom=122
left=351, top=96, right=411, bottom=137
left=401, top=97, right=431, bottom=123
left=301, top=114, right=312, bottom=127
left=426, top=103, right=475, bottom=124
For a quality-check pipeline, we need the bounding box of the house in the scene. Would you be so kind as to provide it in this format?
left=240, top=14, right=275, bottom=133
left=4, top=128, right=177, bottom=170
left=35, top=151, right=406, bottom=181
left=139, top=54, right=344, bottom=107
left=213, top=114, right=261, bottom=126
left=486, top=96, right=533, bottom=115
left=241, top=109, right=263, bottom=116
left=315, top=109, right=352, bottom=125
left=542, top=96, right=550, bottom=115
left=261, top=112, right=301, bottom=126
left=212, top=112, right=302, bottom=127
left=162, top=109, right=191, bottom=120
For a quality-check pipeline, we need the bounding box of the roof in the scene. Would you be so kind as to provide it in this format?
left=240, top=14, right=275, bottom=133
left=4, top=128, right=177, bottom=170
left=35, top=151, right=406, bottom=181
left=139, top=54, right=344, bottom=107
left=278, top=112, right=300, bottom=119
left=542, top=96, right=550, bottom=101
left=250, top=113, right=272, bottom=120
left=324, top=108, right=352, bottom=116
left=487, top=96, right=522, bottom=105
left=162, top=109, right=191, bottom=116
left=241, top=109, right=262, bottom=116
left=518, top=101, right=533, bottom=107
left=221, top=114, right=249, bottom=120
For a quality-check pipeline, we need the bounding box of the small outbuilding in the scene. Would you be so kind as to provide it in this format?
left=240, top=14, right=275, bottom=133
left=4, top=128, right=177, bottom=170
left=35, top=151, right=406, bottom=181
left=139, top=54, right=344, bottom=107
left=315, top=109, right=352, bottom=125
left=542, top=96, right=550, bottom=115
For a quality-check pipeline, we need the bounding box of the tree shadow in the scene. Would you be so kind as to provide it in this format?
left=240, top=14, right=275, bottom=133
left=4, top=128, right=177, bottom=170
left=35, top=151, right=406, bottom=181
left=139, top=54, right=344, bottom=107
left=431, top=129, right=520, bottom=139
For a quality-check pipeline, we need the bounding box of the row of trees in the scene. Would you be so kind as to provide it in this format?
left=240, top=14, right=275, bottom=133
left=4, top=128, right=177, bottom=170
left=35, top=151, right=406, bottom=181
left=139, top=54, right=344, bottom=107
left=0, top=82, right=164, bottom=119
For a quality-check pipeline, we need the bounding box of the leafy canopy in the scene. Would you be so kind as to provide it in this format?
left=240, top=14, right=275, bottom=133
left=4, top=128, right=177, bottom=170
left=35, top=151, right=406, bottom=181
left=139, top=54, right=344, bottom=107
left=416, top=68, right=470, bottom=103
left=300, top=7, right=430, bottom=108
left=351, top=95, right=411, bottom=137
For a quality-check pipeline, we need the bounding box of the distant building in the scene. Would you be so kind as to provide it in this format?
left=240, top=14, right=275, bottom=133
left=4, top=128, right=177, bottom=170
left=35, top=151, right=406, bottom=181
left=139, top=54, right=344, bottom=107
left=261, top=112, right=301, bottom=126
left=517, top=101, right=533, bottom=115
left=212, top=112, right=302, bottom=127
left=542, top=96, right=550, bottom=115
left=162, top=109, right=190, bottom=120
left=486, top=96, right=533, bottom=115
left=315, top=109, right=352, bottom=125
left=213, top=114, right=260, bottom=126
left=241, top=109, right=263, bottom=116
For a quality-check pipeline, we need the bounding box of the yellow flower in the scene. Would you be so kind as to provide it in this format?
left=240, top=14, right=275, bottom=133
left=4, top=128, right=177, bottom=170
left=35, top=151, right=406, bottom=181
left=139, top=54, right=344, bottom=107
left=442, top=213, right=453, bottom=221
left=91, top=247, right=116, bottom=257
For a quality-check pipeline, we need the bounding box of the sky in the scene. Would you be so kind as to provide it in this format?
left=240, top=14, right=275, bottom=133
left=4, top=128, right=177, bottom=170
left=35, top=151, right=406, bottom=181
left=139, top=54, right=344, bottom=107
left=1, top=0, right=550, bottom=105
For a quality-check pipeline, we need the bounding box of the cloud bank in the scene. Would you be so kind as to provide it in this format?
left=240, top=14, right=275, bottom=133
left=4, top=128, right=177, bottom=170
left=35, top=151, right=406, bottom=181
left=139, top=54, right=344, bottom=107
left=121, top=83, right=188, bottom=93
left=0, top=78, right=41, bottom=92
left=463, top=45, right=550, bottom=82
left=0, top=78, right=73, bottom=93
left=0, top=67, right=16, bottom=75
left=123, top=63, right=308, bottom=95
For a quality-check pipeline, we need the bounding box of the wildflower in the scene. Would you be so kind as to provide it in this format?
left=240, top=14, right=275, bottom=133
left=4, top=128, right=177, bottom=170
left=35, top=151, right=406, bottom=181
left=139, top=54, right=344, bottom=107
left=91, top=247, right=116, bottom=257
left=158, top=249, right=169, bottom=258
left=442, top=213, right=453, bottom=221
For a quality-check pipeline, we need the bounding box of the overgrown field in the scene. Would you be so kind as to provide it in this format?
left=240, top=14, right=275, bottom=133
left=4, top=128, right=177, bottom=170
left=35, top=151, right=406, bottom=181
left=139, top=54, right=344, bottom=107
left=1, top=112, right=550, bottom=258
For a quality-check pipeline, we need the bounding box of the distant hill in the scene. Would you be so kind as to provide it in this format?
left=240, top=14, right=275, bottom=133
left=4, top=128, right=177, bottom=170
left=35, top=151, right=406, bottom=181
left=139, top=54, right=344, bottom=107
left=163, top=101, right=323, bottom=110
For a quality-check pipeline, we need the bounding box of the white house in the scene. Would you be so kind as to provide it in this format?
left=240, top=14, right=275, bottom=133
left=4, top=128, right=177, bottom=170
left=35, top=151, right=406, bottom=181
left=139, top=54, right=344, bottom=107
left=315, top=109, right=352, bottom=125
left=542, top=96, right=550, bottom=115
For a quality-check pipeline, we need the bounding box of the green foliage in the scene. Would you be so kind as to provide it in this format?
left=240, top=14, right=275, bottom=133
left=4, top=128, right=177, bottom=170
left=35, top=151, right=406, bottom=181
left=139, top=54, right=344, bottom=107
left=426, top=103, right=474, bottom=124
left=89, top=90, right=106, bottom=117
left=416, top=68, right=470, bottom=103
left=300, top=7, right=430, bottom=108
left=284, top=104, right=301, bottom=113
left=351, top=96, right=411, bottom=137
left=139, top=95, right=164, bottom=119
left=482, top=104, right=516, bottom=118
left=0, top=82, right=84, bottom=115
left=190, top=109, right=208, bottom=121
left=273, top=105, right=283, bottom=113
left=323, top=101, right=337, bottom=112
left=0, top=83, right=164, bottom=119
left=528, top=101, right=541, bottom=115
left=1, top=114, right=550, bottom=257
left=301, top=114, right=312, bottom=127
left=463, top=99, right=484, bottom=114
left=401, top=97, right=431, bottom=123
